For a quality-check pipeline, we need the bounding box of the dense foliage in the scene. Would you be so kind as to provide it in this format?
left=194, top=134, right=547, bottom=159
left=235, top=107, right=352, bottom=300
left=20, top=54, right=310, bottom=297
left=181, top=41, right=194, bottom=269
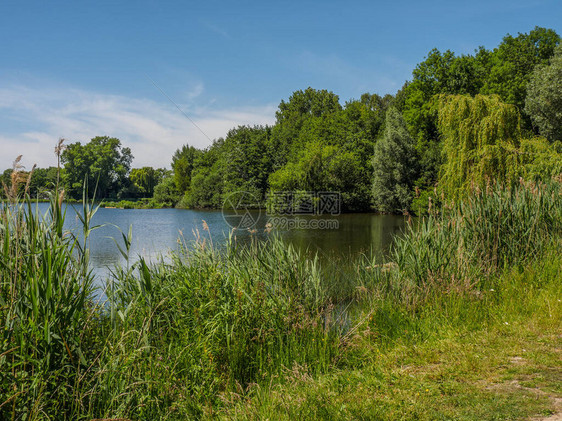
left=165, top=26, right=560, bottom=212
left=129, top=166, right=167, bottom=197
left=371, top=108, right=418, bottom=213
left=62, top=136, right=133, bottom=199
left=438, top=94, right=562, bottom=199
left=2, top=27, right=560, bottom=213
left=525, top=44, right=562, bottom=143
left=437, top=94, right=522, bottom=198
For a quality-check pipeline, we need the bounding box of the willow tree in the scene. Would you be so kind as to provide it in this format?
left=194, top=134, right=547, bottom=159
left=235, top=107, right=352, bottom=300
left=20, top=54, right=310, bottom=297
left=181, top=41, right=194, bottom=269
left=437, top=94, right=523, bottom=198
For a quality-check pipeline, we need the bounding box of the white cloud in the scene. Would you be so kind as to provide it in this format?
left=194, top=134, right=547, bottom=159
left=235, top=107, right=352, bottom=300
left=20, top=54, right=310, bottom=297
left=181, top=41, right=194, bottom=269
left=0, top=84, right=276, bottom=170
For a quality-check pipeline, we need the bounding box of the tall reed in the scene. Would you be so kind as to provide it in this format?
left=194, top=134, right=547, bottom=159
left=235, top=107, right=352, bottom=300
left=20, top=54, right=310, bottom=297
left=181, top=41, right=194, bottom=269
left=348, top=179, right=562, bottom=351
left=0, top=151, right=99, bottom=418
left=356, top=180, right=562, bottom=295
left=83, top=231, right=339, bottom=418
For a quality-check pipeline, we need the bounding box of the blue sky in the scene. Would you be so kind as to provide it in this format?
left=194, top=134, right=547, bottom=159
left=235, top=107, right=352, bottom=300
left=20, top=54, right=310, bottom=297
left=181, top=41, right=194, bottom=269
left=1, top=0, right=561, bottom=169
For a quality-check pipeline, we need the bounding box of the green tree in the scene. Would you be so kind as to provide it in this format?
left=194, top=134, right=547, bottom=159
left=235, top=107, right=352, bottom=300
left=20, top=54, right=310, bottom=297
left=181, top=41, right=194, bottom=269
left=269, top=141, right=367, bottom=211
left=519, top=137, right=562, bottom=180
left=222, top=125, right=271, bottom=198
left=129, top=167, right=166, bottom=197
left=402, top=49, right=476, bottom=143
left=269, top=88, right=342, bottom=168
left=153, top=173, right=180, bottom=205
left=28, top=167, right=58, bottom=198
left=267, top=91, right=388, bottom=211
left=525, top=45, right=562, bottom=142
left=371, top=108, right=419, bottom=213
left=61, top=136, right=133, bottom=199
left=184, top=139, right=226, bottom=208
left=481, top=26, right=560, bottom=131
left=400, top=27, right=559, bottom=189
left=437, top=94, right=522, bottom=198
left=401, top=48, right=485, bottom=189
left=171, top=144, right=202, bottom=194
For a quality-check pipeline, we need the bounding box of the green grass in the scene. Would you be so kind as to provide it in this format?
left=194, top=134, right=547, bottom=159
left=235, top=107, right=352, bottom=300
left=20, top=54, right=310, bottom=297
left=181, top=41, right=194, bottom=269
left=101, top=197, right=174, bottom=209
left=1, top=173, right=561, bottom=420
left=219, top=250, right=561, bottom=420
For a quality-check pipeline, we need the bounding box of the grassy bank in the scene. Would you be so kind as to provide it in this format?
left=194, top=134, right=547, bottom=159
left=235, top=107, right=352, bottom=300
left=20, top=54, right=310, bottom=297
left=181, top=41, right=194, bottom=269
left=220, top=252, right=562, bottom=420
left=1, top=180, right=561, bottom=420
left=101, top=198, right=175, bottom=209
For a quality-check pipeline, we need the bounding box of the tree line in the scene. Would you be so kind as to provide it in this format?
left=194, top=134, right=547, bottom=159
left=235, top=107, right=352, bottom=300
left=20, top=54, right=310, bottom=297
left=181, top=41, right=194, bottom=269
left=3, top=26, right=561, bottom=213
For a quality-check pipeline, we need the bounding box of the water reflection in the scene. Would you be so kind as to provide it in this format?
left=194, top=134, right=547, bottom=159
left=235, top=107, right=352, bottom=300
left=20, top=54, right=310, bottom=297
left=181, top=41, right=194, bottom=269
left=35, top=203, right=409, bottom=284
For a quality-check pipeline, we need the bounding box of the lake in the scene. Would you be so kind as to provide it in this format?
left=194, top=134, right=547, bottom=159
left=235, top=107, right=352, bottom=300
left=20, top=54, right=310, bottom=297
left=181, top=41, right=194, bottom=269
left=36, top=203, right=409, bottom=284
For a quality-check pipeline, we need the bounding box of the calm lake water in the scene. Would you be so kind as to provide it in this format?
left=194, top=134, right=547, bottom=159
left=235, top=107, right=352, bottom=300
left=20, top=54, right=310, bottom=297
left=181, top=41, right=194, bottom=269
left=36, top=203, right=409, bottom=283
